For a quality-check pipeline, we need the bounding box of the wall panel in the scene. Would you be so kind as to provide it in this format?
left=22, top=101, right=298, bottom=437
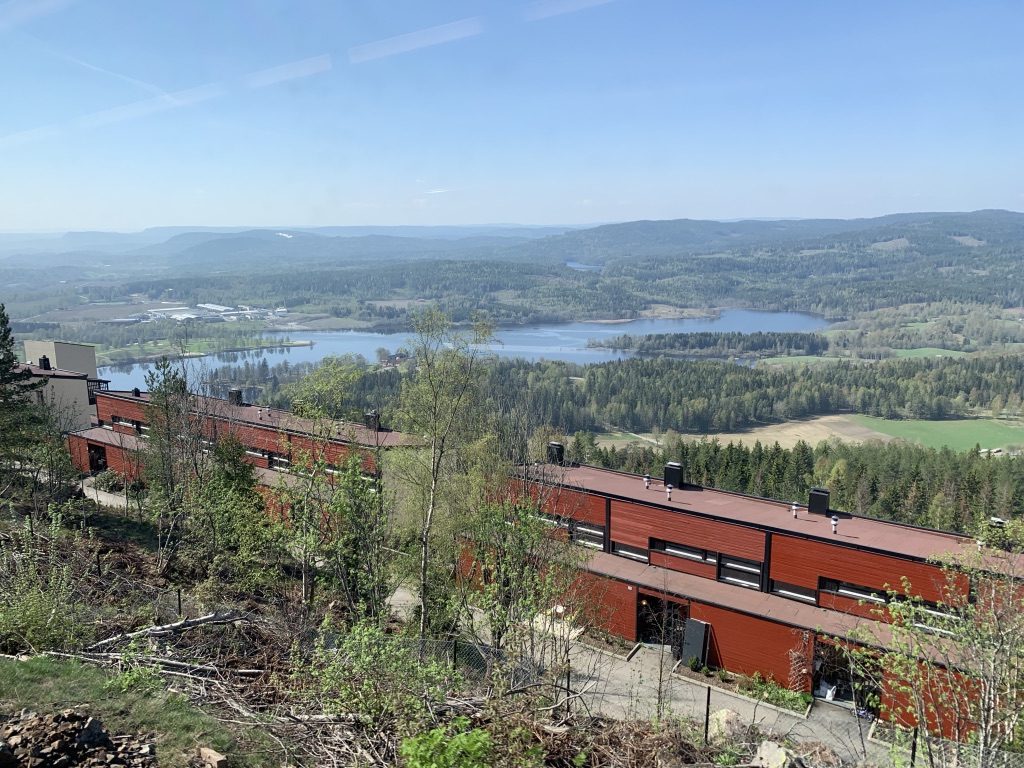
left=610, top=500, right=764, bottom=561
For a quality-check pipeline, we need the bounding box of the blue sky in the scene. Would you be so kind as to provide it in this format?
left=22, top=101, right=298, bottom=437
left=1, top=0, right=1022, bottom=230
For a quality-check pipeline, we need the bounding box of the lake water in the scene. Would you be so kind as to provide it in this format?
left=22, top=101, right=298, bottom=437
left=98, top=309, right=827, bottom=390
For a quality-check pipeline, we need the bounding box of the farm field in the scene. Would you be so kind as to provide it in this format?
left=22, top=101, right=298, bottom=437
left=849, top=415, right=1024, bottom=452
left=891, top=347, right=968, bottom=358
left=597, top=415, right=894, bottom=451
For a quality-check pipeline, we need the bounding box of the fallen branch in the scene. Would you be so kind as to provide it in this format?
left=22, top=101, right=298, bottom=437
left=86, top=610, right=246, bottom=650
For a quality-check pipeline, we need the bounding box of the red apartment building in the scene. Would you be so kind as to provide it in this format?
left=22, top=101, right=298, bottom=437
left=526, top=445, right=983, bottom=717
left=68, top=388, right=410, bottom=485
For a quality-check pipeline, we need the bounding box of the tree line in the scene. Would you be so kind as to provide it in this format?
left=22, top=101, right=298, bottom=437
left=589, top=331, right=829, bottom=358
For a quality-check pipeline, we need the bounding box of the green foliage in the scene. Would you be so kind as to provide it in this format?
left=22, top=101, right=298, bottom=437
left=399, top=717, right=493, bottom=768
left=93, top=468, right=126, bottom=493
left=104, top=642, right=164, bottom=695
left=738, top=672, right=812, bottom=712
left=301, top=619, right=457, bottom=730
left=592, top=331, right=830, bottom=358
left=0, top=513, right=85, bottom=653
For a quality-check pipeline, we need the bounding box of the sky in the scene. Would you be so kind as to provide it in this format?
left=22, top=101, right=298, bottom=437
left=0, top=0, right=1022, bottom=231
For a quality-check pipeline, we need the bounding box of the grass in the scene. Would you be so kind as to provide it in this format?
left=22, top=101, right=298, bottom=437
left=758, top=355, right=838, bottom=366
left=891, top=347, right=968, bottom=358
left=849, top=415, right=1024, bottom=452
left=0, top=657, right=283, bottom=767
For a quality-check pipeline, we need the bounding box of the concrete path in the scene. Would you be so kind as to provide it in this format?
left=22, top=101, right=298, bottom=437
left=81, top=475, right=136, bottom=514
left=387, top=585, right=885, bottom=764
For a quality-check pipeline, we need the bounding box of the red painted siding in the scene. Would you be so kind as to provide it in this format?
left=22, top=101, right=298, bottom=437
left=575, top=572, right=637, bottom=641
left=610, top=500, right=764, bottom=561
left=649, top=550, right=717, bottom=580
left=770, top=535, right=957, bottom=603
left=689, top=602, right=812, bottom=692
left=536, top=486, right=606, bottom=526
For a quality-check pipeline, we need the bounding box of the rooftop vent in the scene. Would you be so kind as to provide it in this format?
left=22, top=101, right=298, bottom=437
left=547, top=441, right=565, bottom=466
left=364, top=409, right=381, bottom=432
left=808, top=487, right=830, bottom=515
left=38, top=355, right=51, bottom=371
left=664, top=461, right=683, bottom=490
left=131, top=387, right=141, bottom=398
left=227, top=388, right=243, bottom=407
left=831, top=515, right=839, bottom=535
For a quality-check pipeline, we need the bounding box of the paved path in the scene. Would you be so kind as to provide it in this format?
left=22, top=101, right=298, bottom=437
left=387, top=585, right=884, bottom=764
left=81, top=476, right=135, bottom=512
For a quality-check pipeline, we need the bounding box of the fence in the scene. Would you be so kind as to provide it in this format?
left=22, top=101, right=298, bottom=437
left=871, top=722, right=1024, bottom=768
left=406, top=637, right=544, bottom=690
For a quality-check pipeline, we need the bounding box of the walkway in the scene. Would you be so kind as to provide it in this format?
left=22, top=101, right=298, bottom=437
left=387, top=586, right=885, bottom=764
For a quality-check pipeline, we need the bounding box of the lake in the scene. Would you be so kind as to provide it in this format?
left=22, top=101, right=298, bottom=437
left=98, top=309, right=828, bottom=390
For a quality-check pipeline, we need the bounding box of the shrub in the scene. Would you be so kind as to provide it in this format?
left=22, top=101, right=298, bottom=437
left=399, top=717, right=493, bottom=768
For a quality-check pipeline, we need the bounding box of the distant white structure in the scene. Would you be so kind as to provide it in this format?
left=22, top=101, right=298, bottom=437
left=274, top=307, right=288, bottom=316
left=197, top=303, right=234, bottom=313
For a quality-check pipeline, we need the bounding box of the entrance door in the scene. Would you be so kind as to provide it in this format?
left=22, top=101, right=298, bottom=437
left=638, top=596, right=687, bottom=645
left=87, top=444, right=107, bottom=473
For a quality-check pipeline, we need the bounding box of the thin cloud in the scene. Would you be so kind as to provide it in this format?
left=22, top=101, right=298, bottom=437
left=244, top=54, right=332, bottom=89
left=424, top=188, right=451, bottom=195
left=0, top=0, right=74, bottom=31
left=349, top=17, right=483, bottom=64
left=75, top=82, right=225, bottom=129
left=0, top=124, right=60, bottom=149
left=524, top=0, right=614, bottom=22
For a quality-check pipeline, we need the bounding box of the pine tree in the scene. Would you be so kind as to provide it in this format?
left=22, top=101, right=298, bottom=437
left=0, top=303, right=44, bottom=486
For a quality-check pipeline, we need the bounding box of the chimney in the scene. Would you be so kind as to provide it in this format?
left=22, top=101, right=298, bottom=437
left=364, top=409, right=381, bottom=432
left=547, top=441, right=565, bottom=466
left=664, top=461, right=683, bottom=490
left=808, top=487, right=830, bottom=515
left=38, top=355, right=51, bottom=371
left=227, top=388, right=243, bottom=407
left=831, top=515, right=839, bottom=535
left=131, top=387, right=141, bottom=398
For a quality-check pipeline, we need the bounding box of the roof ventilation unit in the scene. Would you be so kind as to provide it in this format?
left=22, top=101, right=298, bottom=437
left=547, top=441, right=565, bottom=466
left=38, top=355, right=51, bottom=371
left=364, top=409, right=381, bottom=432
left=664, top=461, right=683, bottom=490
left=131, top=387, right=141, bottom=398
left=227, top=388, right=244, bottom=407
left=808, top=487, right=830, bottom=515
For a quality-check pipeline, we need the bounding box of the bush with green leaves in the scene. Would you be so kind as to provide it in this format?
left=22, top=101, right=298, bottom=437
left=399, top=717, right=493, bottom=768
left=300, top=619, right=458, bottom=731
left=0, top=513, right=85, bottom=653
left=739, top=672, right=812, bottom=712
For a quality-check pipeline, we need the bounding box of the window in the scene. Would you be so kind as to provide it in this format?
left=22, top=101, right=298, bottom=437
left=820, top=578, right=886, bottom=604
left=718, top=556, right=762, bottom=589
left=651, top=538, right=717, bottom=564
left=613, top=542, right=649, bottom=563
left=771, top=580, right=816, bottom=603
left=572, top=522, right=605, bottom=549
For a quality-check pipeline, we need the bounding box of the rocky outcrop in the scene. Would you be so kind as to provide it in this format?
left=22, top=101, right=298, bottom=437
left=1, top=709, right=156, bottom=767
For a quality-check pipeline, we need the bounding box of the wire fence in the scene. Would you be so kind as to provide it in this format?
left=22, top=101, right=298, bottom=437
left=407, top=637, right=544, bottom=690
left=872, top=722, right=1024, bottom=768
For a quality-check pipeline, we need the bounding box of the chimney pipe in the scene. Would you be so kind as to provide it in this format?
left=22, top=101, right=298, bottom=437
left=666, top=483, right=673, bottom=502
left=831, top=515, right=839, bottom=535
left=791, top=503, right=798, bottom=519
left=643, top=474, right=651, bottom=490
left=38, top=355, right=51, bottom=371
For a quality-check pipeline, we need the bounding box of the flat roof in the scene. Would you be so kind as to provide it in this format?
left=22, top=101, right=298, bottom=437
left=530, top=463, right=976, bottom=564
left=16, top=363, right=88, bottom=380
left=69, top=426, right=143, bottom=451
left=100, top=390, right=413, bottom=449
left=586, top=550, right=879, bottom=642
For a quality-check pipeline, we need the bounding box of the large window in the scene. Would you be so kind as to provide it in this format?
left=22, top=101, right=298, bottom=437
left=612, top=542, right=649, bottom=563
left=651, top=538, right=717, bottom=564
left=820, top=578, right=886, bottom=604
left=771, top=580, right=816, bottom=603
left=718, top=556, right=762, bottom=589
left=572, top=522, right=605, bottom=549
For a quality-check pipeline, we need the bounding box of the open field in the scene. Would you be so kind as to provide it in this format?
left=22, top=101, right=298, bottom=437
left=597, top=415, right=895, bottom=450
left=758, top=354, right=838, bottom=366
left=849, top=415, right=1024, bottom=451
left=891, top=347, right=968, bottom=358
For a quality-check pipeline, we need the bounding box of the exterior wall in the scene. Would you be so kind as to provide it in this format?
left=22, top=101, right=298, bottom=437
left=41, top=377, right=93, bottom=431
left=575, top=572, right=637, bottom=641
left=67, top=435, right=139, bottom=479
left=24, top=341, right=98, bottom=379
left=97, top=394, right=147, bottom=425
left=609, top=499, right=765, bottom=561
left=649, top=550, right=717, bottom=579
left=688, top=602, right=813, bottom=692
left=770, top=534, right=958, bottom=603
left=534, top=486, right=606, bottom=526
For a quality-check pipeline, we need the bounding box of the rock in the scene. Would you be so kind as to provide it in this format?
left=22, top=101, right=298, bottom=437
left=708, top=708, right=746, bottom=742
left=198, top=746, right=228, bottom=767
left=1, top=708, right=157, bottom=767
left=751, top=740, right=807, bottom=768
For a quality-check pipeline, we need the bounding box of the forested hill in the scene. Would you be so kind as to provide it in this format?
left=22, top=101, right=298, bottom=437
left=589, top=331, right=829, bottom=357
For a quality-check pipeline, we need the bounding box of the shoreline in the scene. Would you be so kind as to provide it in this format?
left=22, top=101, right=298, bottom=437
left=98, top=339, right=312, bottom=368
